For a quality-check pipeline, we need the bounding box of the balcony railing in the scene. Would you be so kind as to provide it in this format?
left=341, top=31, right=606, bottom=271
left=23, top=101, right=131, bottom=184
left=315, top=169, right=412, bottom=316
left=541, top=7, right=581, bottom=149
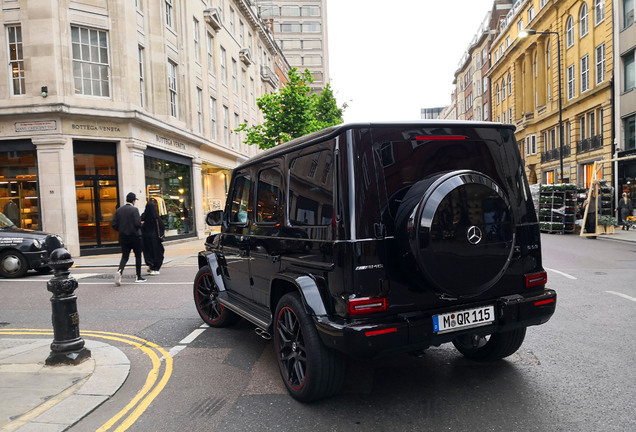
left=260, top=65, right=279, bottom=88
left=540, top=144, right=571, bottom=163
left=577, top=135, right=603, bottom=153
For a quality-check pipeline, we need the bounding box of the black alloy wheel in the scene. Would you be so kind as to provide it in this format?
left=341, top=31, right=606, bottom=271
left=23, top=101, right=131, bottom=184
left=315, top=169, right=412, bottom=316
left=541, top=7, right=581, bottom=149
left=274, top=292, right=345, bottom=402
left=452, top=327, right=527, bottom=362
left=0, top=250, right=28, bottom=278
left=193, top=265, right=240, bottom=327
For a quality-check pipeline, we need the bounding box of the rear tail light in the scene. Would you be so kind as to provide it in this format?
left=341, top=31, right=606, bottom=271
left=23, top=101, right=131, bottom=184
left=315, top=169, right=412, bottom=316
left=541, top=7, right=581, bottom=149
left=525, top=271, right=548, bottom=288
left=347, top=297, right=388, bottom=316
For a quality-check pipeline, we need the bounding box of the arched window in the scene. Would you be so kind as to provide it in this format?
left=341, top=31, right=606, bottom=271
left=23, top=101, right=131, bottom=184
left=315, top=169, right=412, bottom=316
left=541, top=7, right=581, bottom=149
left=566, top=15, right=574, bottom=47
left=594, top=0, right=605, bottom=25
left=496, top=84, right=500, bottom=104
left=580, top=3, right=589, bottom=37
left=501, top=79, right=506, bottom=100
left=507, top=73, right=512, bottom=95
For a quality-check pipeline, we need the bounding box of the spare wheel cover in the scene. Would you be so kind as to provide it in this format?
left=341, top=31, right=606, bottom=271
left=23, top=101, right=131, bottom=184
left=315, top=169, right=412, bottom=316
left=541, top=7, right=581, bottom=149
left=407, top=170, right=515, bottom=297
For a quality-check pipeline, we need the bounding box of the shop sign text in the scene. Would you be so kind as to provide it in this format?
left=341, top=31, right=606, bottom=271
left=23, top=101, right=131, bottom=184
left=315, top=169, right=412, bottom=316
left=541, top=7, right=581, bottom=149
left=71, top=123, right=121, bottom=133
left=156, top=135, right=186, bottom=150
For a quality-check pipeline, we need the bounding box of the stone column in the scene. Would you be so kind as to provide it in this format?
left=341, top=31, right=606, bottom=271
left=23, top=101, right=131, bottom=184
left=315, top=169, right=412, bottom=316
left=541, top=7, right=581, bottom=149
left=32, top=136, right=80, bottom=257
left=191, top=157, right=206, bottom=239
left=536, top=39, right=547, bottom=107
left=122, top=139, right=147, bottom=206
left=524, top=53, right=534, bottom=115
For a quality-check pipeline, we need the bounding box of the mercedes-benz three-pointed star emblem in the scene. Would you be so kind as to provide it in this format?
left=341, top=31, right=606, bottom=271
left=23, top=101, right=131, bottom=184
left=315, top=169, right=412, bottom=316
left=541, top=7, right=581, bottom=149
left=467, top=225, right=483, bottom=245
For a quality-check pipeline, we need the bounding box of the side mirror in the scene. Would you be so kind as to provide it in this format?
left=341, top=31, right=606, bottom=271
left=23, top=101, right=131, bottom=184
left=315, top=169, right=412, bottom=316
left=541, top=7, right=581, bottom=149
left=206, top=210, right=223, bottom=226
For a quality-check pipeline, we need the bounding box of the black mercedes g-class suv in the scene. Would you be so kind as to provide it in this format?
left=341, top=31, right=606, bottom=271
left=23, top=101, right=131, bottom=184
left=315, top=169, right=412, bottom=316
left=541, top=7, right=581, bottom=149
left=194, top=121, right=556, bottom=401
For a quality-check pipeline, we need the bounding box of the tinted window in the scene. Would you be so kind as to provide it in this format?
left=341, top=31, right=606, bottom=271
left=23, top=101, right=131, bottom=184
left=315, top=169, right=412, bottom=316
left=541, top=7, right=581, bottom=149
left=229, top=174, right=252, bottom=224
left=289, top=149, right=333, bottom=226
left=257, top=167, right=283, bottom=224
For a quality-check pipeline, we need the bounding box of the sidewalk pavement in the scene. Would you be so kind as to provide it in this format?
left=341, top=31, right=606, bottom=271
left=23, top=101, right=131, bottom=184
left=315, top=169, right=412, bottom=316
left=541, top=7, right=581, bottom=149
left=0, top=237, right=204, bottom=432
left=2, top=229, right=634, bottom=432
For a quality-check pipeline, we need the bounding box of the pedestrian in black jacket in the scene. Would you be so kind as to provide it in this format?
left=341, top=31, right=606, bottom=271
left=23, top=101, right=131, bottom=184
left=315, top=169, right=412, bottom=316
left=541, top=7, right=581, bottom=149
left=111, top=192, right=146, bottom=284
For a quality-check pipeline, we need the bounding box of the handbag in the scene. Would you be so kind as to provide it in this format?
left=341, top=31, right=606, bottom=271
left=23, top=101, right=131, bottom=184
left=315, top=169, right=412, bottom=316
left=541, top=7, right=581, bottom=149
left=156, top=219, right=165, bottom=242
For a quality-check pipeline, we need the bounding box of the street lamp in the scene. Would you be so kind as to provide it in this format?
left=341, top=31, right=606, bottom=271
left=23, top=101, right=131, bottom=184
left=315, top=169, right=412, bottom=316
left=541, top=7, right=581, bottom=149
left=519, top=29, right=564, bottom=183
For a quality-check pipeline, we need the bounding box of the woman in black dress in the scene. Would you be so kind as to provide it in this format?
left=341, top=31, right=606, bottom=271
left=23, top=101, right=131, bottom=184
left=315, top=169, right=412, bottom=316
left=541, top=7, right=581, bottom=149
left=141, top=198, right=165, bottom=275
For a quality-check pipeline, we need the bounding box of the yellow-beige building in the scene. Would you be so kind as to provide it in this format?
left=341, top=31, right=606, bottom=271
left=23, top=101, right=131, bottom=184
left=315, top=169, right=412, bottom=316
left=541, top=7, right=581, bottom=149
left=489, top=0, right=613, bottom=186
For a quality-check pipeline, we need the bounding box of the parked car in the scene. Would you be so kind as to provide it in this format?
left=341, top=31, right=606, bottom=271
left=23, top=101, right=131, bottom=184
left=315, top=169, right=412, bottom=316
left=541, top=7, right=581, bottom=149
left=0, top=211, right=64, bottom=278
left=193, top=121, right=557, bottom=402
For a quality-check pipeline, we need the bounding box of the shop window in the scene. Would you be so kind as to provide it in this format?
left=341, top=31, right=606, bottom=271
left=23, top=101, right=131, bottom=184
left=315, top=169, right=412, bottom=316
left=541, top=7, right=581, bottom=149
left=144, top=154, right=193, bottom=235
left=257, top=168, right=283, bottom=224
left=0, top=148, right=39, bottom=229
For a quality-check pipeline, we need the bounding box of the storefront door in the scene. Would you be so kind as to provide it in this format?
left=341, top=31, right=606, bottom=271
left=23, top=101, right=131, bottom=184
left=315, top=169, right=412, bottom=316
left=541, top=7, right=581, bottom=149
left=74, top=142, right=119, bottom=249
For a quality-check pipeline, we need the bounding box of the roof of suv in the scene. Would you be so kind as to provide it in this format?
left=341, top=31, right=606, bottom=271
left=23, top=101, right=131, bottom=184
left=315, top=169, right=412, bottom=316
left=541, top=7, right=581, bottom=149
left=238, top=121, right=517, bottom=170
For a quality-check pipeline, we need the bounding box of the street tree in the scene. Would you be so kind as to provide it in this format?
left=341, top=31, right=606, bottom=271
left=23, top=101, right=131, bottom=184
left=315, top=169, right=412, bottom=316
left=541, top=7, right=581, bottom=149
left=237, top=68, right=347, bottom=150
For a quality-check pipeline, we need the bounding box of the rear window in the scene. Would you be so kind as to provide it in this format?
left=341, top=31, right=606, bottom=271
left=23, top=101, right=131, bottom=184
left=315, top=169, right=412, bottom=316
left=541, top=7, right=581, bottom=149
left=368, top=126, right=533, bottom=227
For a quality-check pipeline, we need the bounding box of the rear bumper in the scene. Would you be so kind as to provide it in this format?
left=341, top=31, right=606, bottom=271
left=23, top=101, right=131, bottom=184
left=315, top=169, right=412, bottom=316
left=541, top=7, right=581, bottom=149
left=315, top=289, right=556, bottom=359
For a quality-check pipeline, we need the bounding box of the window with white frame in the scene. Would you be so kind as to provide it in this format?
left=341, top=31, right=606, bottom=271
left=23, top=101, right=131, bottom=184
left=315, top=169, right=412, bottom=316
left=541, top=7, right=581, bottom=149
left=540, top=0, right=548, bottom=8
left=624, top=49, right=635, bottom=92
left=229, top=7, right=235, bottom=35
left=234, top=113, right=240, bottom=150
left=517, top=19, right=524, bottom=33
left=580, top=3, right=589, bottom=37
left=580, top=116, right=586, bottom=139
left=239, top=21, right=244, bottom=47
left=550, top=128, right=557, bottom=150
left=501, top=79, right=506, bottom=100
left=566, top=16, right=574, bottom=48
left=196, top=88, right=203, bottom=133
left=567, top=64, right=575, bottom=99
left=241, top=69, right=246, bottom=101
left=596, top=43, right=605, bottom=84
left=168, top=60, right=178, bottom=117
left=220, top=47, right=227, bottom=83
left=223, top=106, right=230, bottom=145
left=7, top=25, right=25, bottom=95
left=508, top=108, right=513, bottom=123
left=218, top=0, right=224, bottom=21
left=483, top=103, right=489, bottom=120
left=210, top=97, right=217, bottom=140
left=594, top=0, right=605, bottom=25
left=231, top=58, right=238, bottom=93
left=581, top=54, right=589, bottom=93
left=528, top=6, right=535, bottom=22
left=547, top=42, right=551, bottom=67
left=526, top=135, right=537, bottom=155
left=496, top=84, right=500, bottom=104
left=502, top=111, right=506, bottom=123
left=483, top=76, right=488, bottom=92
left=71, top=26, right=110, bottom=97
left=589, top=111, right=596, bottom=137
left=138, top=46, right=145, bottom=107
left=508, top=73, right=512, bottom=95
left=250, top=77, right=255, bottom=103
left=165, top=0, right=174, bottom=28
left=207, top=33, right=215, bottom=72
left=193, top=18, right=200, bottom=62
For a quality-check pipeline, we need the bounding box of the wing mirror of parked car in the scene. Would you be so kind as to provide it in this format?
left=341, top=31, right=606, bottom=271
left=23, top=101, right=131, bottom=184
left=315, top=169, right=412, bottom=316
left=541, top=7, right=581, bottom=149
left=206, top=210, right=223, bottom=226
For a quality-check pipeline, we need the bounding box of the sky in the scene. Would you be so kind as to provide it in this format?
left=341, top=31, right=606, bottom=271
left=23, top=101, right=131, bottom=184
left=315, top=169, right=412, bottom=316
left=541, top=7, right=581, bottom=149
left=326, top=0, right=495, bottom=123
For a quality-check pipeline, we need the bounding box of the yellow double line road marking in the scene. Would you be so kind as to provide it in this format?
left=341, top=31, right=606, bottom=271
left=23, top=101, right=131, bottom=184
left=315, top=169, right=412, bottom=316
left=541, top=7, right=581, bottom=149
left=0, top=329, right=172, bottom=432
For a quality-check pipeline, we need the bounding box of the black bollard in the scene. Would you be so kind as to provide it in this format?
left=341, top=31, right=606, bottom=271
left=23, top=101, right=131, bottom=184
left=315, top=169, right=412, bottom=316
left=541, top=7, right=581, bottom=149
left=46, top=248, right=91, bottom=366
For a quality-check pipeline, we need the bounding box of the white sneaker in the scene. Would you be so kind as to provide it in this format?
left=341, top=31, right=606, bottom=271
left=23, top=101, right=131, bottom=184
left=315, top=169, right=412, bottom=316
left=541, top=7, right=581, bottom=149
left=149, top=270, right=160, bottom=275
left=114, top=270, right=122, bottom=286
left=135, top=276, right=147, bottom=283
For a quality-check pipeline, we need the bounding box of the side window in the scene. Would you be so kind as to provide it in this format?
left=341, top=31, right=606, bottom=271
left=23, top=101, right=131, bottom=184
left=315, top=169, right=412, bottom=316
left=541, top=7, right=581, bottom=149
left=289, top=149, right=334, bottom=226
left=256, top=167, right=284, bottom=223
left=229, top=174, right=252, bottom=224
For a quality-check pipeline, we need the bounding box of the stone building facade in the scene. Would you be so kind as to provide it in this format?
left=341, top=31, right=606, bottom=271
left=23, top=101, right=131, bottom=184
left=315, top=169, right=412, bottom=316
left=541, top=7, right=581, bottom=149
left=1, top=0, right=289, bottom=256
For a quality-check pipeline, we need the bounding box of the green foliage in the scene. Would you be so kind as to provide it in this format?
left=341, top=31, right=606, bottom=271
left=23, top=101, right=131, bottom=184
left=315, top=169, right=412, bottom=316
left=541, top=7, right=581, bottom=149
left=236, top=68, right=347, bottom=150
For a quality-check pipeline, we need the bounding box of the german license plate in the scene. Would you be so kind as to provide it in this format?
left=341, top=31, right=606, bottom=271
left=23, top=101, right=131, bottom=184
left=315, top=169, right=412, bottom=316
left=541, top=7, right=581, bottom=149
left=433, top=305, right=495, bottom=334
